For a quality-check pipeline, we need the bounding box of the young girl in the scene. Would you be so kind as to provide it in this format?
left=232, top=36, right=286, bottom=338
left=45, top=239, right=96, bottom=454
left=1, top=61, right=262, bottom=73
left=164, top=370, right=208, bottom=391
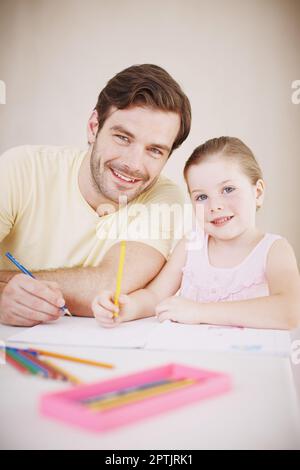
left=92, top=137, right=300, bottom=330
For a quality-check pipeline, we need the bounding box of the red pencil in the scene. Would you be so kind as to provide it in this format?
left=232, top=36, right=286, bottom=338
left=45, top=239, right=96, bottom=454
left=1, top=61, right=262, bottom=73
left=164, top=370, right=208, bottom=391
left=6, top=350, right=31, bottom=374
left=20, top=351, right=64, bottom=380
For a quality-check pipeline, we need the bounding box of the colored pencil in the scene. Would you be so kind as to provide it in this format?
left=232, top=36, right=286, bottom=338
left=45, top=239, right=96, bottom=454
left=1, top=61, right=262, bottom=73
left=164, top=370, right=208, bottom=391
left=16, top=350, right=53, bottom=377
left=81, top=378, right=176, bottom=404
left=88, top=378, right=196, bottom=411
left=5, top=351, right=31, bottom=375
left=28, top=348, right=114, bottom=369
left=19, top=351, right=62, bottom=380
left=6, top=349, right=45, bottom=376
left=5, top=252, right=72, bottom=316
left=41, top=359, right=82, bottom=384
left=113, top=240, right=126, bottom=318
left=4, top=347, right=81, bottom=382
left=6, top=346, right=114, bottom=369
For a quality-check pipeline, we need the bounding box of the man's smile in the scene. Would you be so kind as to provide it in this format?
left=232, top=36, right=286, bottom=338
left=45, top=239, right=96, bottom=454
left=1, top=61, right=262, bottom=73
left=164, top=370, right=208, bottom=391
left=109, top=166, right=144, bottom=185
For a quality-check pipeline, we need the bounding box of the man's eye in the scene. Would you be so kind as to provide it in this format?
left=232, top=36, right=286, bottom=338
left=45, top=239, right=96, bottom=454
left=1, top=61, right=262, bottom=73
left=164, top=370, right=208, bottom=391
left=196, top=194, right=207, bottom=202
left=150, top=148, right=163, bottom=157
left=223, top=186, right=235, bottom=194
left=115, top=134, right=129, bottom=143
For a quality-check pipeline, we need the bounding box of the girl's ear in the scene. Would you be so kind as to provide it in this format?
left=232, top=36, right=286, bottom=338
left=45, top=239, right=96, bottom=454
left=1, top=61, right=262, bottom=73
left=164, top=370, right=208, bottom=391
left=87, top=110, right=99, bottom=145
left=255, top=179, right=265, bottom=209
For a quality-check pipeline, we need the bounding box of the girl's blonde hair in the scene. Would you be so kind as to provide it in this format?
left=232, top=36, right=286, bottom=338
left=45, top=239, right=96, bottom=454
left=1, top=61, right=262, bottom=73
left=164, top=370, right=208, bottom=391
left=184, top=136, right=263, bottom=185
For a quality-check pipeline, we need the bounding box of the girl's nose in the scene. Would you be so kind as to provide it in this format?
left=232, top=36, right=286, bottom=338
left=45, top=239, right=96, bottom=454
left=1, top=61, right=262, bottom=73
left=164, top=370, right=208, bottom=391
left=209, top=199, right=224, bottom=212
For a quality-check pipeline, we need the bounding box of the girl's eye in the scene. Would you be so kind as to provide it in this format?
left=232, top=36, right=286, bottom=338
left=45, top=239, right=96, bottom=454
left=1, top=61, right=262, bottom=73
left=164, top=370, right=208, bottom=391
left=196, top=194, right=208, bottom=202
left=223, top=186, right=235, bottom=194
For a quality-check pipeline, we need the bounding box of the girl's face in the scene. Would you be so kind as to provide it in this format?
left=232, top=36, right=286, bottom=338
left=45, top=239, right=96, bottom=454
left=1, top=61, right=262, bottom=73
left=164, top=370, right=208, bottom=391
left=186, top=155, right=264, bottom=241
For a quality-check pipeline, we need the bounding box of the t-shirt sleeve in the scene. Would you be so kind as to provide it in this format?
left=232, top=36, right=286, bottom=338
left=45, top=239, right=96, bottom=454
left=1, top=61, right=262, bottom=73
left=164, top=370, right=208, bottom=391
left=0, top=147, right=24, bottom=243
left=122, top=178, right=185, bottom=259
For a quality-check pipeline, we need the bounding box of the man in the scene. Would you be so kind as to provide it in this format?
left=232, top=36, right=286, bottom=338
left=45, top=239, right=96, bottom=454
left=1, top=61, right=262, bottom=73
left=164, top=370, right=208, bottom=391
left=0, top=64, right=191, bottom=326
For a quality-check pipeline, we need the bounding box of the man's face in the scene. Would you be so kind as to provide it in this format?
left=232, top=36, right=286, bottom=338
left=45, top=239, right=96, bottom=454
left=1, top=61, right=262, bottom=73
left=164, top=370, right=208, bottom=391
left=90, top=106, right=180, bottom=204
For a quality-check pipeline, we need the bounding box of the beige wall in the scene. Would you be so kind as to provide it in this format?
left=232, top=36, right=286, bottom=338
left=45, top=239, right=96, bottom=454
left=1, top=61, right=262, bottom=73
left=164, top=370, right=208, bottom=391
left=0, top=0, right=300, bottom=260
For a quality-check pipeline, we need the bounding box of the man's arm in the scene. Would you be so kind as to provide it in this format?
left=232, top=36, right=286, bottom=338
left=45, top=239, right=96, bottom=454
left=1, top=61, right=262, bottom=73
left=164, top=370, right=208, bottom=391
left=0, top=241, right=166, bottom=324
left=36, top=241, right=166, bottom=317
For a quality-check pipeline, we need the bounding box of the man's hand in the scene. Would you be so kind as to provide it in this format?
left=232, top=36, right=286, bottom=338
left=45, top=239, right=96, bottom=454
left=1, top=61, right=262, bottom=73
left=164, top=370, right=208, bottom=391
left=92, top=290, right=138, bottom=328
left=0, top=273, right=66, bottom=326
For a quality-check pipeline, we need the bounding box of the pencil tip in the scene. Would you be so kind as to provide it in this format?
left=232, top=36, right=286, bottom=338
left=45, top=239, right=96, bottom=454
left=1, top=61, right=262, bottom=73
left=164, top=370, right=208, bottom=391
left=63, top=308, right=72, bottom=316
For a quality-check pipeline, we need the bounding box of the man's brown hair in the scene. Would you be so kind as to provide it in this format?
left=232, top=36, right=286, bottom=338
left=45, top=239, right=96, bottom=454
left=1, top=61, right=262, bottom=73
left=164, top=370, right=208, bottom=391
left=95, top=64, right=191, bottom=154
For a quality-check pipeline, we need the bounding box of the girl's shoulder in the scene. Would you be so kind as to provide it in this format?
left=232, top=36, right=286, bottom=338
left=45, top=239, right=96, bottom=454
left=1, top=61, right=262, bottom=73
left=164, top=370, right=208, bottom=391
left=169, top=232, right=205, bottom=267
left=241, top=233, right=284, bottom=272
left=266, top=235, right=297, bottom=268
left=265, top=236, right=300, bottom=303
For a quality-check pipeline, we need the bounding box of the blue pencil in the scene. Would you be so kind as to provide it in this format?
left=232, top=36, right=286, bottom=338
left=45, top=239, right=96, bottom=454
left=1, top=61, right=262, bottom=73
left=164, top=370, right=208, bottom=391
left=5, top=252, right=71, bottom=316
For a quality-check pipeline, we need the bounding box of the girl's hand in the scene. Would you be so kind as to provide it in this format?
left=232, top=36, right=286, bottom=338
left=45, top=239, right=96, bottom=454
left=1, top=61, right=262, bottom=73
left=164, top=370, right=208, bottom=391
left=155, top=296, right=201, bottom=324
left=92, top=290, right=137, bottom=328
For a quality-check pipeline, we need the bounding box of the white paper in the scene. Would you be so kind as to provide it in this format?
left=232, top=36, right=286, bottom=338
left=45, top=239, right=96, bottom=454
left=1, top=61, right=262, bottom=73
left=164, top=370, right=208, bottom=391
left=7, top=316, right=156, bottom=349
left=7, top=316, right=291, bottom=356
left=146, top=320, right=291, bottom=355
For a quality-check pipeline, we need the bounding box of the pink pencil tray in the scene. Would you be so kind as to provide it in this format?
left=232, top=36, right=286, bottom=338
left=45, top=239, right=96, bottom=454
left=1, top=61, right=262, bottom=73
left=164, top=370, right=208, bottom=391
left=40, top=363, right=232, bottom=433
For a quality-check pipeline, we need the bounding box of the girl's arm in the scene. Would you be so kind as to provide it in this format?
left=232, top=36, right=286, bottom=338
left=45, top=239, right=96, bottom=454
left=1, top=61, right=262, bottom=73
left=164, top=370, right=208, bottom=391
left=92, top=238, right=187, bottom=326
left=128, top=238, right=187, bottom=319
left=157, top=239, right=300, bottom=330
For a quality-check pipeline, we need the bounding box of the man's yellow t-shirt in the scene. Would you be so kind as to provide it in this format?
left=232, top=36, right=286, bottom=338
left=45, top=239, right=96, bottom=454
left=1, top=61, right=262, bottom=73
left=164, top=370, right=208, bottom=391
left=0, top=146, right=184, bottom=271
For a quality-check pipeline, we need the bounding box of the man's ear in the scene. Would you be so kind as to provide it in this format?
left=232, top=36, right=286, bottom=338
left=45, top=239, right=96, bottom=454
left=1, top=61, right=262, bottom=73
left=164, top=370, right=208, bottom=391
left=255, top=179, right=265, bottom=209
left=87, top=110, right=99, bottom=145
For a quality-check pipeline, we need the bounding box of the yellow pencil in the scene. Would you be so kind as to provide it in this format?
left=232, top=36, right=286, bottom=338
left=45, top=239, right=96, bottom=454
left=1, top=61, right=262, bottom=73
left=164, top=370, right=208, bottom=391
left=28, top=348, right=114, bottom=369
left=88, top=378, right=196, bottom=411
left=113, top=240, right=126, bottom=318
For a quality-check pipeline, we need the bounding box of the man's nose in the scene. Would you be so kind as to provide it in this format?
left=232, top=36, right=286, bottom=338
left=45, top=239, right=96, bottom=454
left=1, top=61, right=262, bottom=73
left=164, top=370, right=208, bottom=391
left=123, top=144, right=144, bottom=174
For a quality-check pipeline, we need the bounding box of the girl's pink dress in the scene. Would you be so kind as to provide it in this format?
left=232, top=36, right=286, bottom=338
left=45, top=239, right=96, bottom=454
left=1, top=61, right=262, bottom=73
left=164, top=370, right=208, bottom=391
left=180, top=233, right=282, bottom=302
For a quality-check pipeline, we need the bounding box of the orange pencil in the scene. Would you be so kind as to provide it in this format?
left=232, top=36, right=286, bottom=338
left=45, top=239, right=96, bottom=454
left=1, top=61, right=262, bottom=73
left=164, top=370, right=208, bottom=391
left=27, top=348, right=114, bottom=369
